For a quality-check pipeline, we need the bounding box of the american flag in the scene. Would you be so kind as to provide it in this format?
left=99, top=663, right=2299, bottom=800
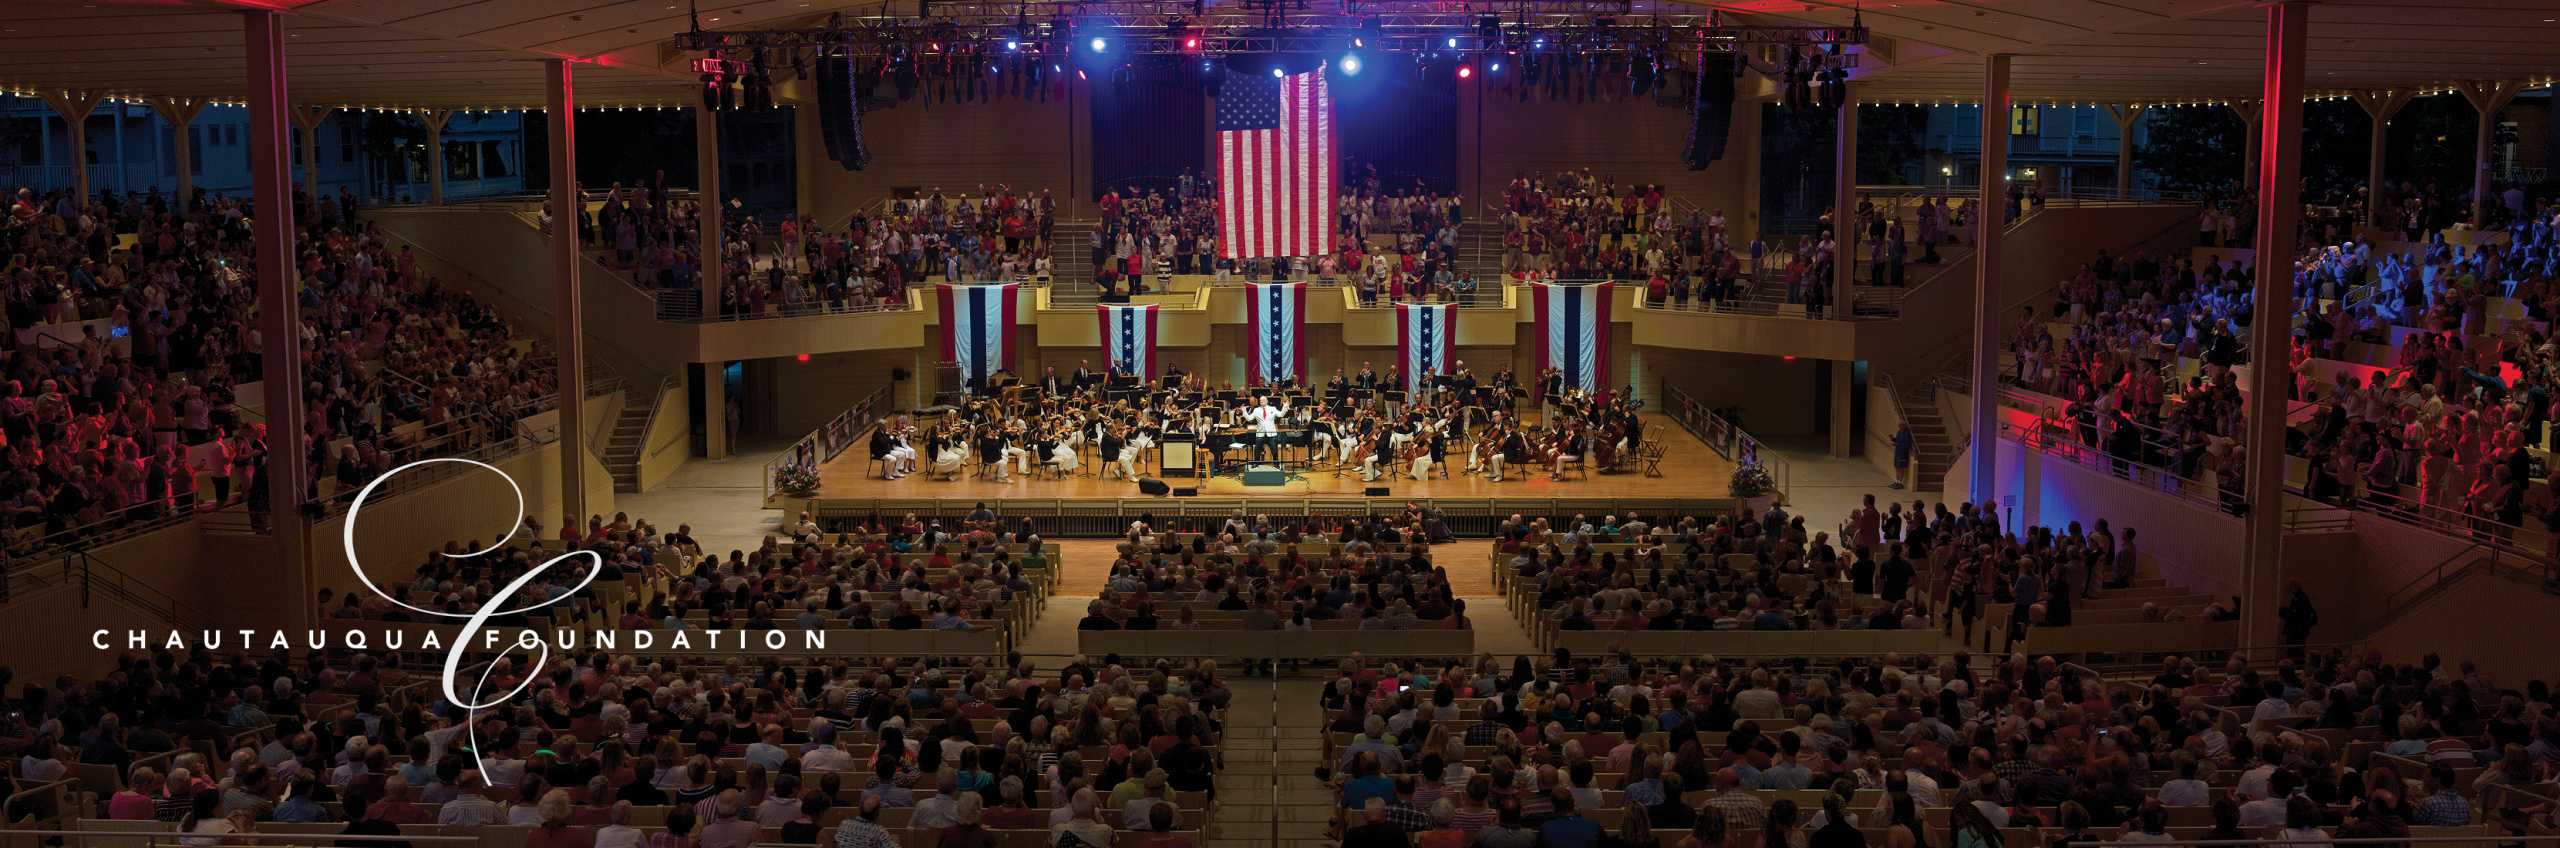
left=1218, top=68, right=1335, bottom=260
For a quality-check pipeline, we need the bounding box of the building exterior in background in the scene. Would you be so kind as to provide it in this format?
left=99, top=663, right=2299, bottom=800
left=0, top=95, right=525, bottom=202
left=1915, top=103, right=2136, bottom=195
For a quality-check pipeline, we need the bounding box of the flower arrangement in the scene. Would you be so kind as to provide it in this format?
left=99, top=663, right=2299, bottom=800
left=1728, top=463, right=1777, bottom=499
left=774, top=465, right=822, bottom=498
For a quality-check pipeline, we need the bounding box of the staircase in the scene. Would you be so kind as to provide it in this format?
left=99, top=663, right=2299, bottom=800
left=1045, top=217, right=1100, bottom=303
left=1890, top=377, right=1956, bottom=495
left=1456, top=218, right=1504, bottom=280
left=604, top=377, right=676, bottom=494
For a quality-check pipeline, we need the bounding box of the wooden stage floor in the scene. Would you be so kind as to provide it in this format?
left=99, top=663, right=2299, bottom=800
left=815, top=412, right=1735, bottom=501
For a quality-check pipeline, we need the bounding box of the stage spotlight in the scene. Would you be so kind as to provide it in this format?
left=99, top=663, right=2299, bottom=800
left=1271, top=67, right=1285, bottom=78
left=1006, top=40, right=1020, bottom=50
left=1089, top=36, right=1107, bottom=52
left=1456, top=63, right=1474, bottom=79
left=1489, top=61, right=1503, bottom=72
left=1531, top=36, right=1546, bottom=49
left=1340, top=54, right=1361, bottom=75
left=1446, top=36, right=1458, bottom=48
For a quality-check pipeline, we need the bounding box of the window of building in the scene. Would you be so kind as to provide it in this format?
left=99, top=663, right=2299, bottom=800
left=2009, top=105, right=2038, bottom=136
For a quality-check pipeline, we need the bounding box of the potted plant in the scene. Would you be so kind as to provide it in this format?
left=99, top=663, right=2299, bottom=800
left=773, top=465, right=822, bottom=499
left=1728, top=463, right=1778, bottom=511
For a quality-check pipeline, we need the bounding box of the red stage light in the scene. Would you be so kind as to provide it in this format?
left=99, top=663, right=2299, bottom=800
left=1456, top=65, right=1474, bottom=79
left=1184, top=36, right=1200, bottom=49
left=796, top=353, right=812, bottom=362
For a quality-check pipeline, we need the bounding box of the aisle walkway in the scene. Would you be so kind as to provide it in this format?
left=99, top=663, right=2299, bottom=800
left=1204, top=677, right=1334, bottom=848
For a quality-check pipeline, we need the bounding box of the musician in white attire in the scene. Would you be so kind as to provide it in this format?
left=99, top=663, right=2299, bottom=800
left=1247, top=396, right=1286, bottom=463
left=886, top=419, right=920, bottom=477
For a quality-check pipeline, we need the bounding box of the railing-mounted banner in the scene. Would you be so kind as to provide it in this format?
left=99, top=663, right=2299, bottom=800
left=937, top=283, right=1019, bottom=393
left=1397, top=302, right=1456, bottom=392
left=1098, top=303, right=1160, bottom=377
left=1250, top=282, right=1308, bottom=386
left=1533, top=282, right=1613, bottom=393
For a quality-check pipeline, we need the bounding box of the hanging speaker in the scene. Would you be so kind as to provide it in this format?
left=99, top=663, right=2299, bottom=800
left=816, top=52, right=848, bottom=165
left=1684, top=50, right=1735, bottom=170
left=814, top=51, right=876, bottom=171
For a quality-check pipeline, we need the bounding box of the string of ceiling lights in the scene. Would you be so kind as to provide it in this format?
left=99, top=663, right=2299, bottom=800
left=672, top=0, right=1866, bottom=111
left=1, top=72, right=2550, bottom=117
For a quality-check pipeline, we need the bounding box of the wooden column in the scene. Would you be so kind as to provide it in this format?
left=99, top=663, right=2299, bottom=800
left=2227, top=99, right=2262, bottom=189
left=545, top=60, right=590, bottom=522
left=148, top=97, right=210, bottom=206
left=1832, top=90, right=1858, bottom=320
left=289, top=105, right=334, bottom=199
left=36, top=89, right=106, bottom=200
left=421, top=109, right=455, bottom=204
left=2241, top=0, right=2308, bottom=659
left=695, top=106, right=723, bottom=321
left=2350, top=89, right=2413, bottom=229
left=1967, top=55, right=2011, bottom=505
left=242, top=8, right=314, bottom=630
left=2458, top=80, right=2526, bottom=226
left=2103, top=103, right=2146, bottom=197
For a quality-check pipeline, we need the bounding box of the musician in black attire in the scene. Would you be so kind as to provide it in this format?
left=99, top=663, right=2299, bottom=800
left=1493, top=429, right=1530, bottom=483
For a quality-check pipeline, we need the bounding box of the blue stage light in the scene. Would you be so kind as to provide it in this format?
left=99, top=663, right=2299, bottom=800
left=1272, top=67, right=1285, bottom=78
left=1340, top=55, right=1361, bottom=75
left=1089, top=37, right=1108, bottom=52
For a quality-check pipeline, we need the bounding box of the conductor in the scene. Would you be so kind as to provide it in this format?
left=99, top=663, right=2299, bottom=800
left=1247, top=395, right=1286, bottom=463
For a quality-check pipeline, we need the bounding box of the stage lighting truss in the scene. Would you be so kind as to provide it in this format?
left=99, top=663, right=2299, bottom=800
left=672, top=3, right=1865, bottom=64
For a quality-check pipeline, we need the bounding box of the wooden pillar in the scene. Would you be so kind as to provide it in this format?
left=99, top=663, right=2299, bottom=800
left=695, top=106, right=723, bottom=320
left=148, top=97, right=210, bottom=206
left=1967, top=55, right=2011, bottom=505
left=2104, top=104, right=2146, bottom=197
left=421, top=109, right=454, bottom=204
left=289, top=105, right=335, bottom=200
left=700, top=363, right=730, bottom=461
left=2227, top=99, right=2262, bottom=189
left=1828, top=359, right=1855, bottom=458
left=2241, top=0, right=2308, bottom=659
left=2350, top=89, right=2414, bottom=229
left=242, top=8, right=313, bottom=630
left=545, top=60, right=590, bottom=521
left=36, top=89, right=105, bottom=201
left=112, top=100, right=128, bottom=195
left=2458, top=80, right=2525, bottom=227
left=1832, top=90, right=1858, bottom=320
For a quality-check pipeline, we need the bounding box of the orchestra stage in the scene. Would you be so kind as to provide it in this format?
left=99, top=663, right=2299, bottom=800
left=805, top=411, right=1739, bottom=504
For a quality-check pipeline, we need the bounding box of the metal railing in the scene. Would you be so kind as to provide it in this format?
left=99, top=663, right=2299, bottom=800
left=0, top=548, right=193, bottom=623
left=764, top=385, right=895, bottom=502
left=2325, top=486, right=2555, bottom=576
left=3, top=498, right=214, bottom=560
left=1999, top=419, right=2228, bottom=512
left=1659, top=380, right=1791, bottom=495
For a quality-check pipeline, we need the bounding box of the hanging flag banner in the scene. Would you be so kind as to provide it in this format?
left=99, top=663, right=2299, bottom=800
left=1397, top=302, right=1456, bottom=392
left=1248, top=282, right=1308, bottom=386
left=935, top=283, right=1019, bottom=392
left=1097, top=303, right=1161, bottom=377
left=1533, top=282, right=1614, bottom=393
